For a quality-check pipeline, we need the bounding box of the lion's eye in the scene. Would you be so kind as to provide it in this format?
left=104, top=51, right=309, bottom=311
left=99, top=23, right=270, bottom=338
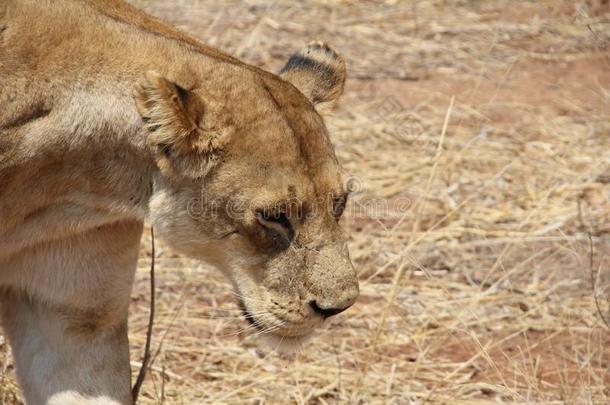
left=332, top=195, right=347, bottom=220
left=256, top=210, right=294, bottom=248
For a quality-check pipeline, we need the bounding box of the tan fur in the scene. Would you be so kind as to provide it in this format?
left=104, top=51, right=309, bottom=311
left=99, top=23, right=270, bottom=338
left=0, top=1, right=359, bottom=404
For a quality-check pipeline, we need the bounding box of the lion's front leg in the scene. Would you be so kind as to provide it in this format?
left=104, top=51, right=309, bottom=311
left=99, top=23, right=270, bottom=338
left=0, top=221, right=143, bottom=405
left=0, top=288, right=133, bottom=405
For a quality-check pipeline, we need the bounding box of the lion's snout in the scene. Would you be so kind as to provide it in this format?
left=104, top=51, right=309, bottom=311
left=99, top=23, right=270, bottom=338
left=310, top=269, right=359, bottom=316
left=309, top=288, right=358, bottom=318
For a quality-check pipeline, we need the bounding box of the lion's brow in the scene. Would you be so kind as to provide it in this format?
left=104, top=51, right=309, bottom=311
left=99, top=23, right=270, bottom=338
left=259, top=81, right=305, bottom=162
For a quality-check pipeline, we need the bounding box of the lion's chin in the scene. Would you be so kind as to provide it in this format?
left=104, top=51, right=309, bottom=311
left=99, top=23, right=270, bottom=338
left=254, top=330, right=315, bottom=355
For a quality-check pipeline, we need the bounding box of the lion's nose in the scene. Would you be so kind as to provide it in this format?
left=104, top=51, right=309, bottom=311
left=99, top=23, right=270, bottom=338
left=309, top=298, right=355, bottom=319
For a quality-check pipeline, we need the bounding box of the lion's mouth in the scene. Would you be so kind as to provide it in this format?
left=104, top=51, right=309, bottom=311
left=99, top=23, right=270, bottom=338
left=237, top=300, right=268, bottom=333
left=237, top=299, right=316, bottom=338
left=235, top=298, right=317, bottom=353
left=242, top=307, right=265, bottom=332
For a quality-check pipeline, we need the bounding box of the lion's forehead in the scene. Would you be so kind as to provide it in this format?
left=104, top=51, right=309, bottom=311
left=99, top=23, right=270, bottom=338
left=227, top=76, right=344, bottom=204
left=269, top=78, right=339, bottom=169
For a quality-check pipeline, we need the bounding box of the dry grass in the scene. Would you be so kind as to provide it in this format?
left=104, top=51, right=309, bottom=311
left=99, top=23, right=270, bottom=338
left=2, top=0, right=609, bottom=403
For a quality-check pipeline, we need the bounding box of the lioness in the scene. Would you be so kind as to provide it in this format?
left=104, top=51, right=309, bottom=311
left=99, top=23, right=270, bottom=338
left=0, top=0, right=359, bottom=404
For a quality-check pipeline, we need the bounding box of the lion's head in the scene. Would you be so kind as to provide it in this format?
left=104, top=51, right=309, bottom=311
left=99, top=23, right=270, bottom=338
left=133, top=42, right=358, bottom=348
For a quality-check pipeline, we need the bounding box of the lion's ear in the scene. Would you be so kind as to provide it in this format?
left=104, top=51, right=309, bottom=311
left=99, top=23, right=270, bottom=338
left=279, top=42, right=346, bottom=110
left=133, top=71, right=231, bottom=178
